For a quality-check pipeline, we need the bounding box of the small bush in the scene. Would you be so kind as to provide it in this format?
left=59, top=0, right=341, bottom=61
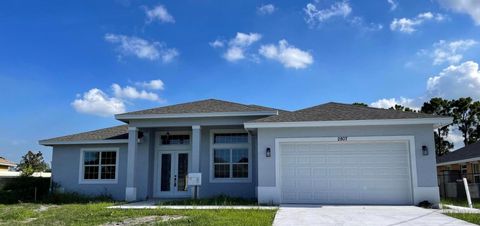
left=0, top=176, right=50, bottom=204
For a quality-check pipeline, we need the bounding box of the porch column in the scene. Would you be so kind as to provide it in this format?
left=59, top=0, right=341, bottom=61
left=192, top=125, right=201, bottom=173
left=125, top=127, right=138, bottom=201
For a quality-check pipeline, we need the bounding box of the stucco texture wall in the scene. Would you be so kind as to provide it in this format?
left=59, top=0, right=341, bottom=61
left=256, top=124, right=437, bottom=188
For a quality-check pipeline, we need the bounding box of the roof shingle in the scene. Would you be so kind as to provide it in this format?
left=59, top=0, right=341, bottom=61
left=437, top=141, right=480, bottom=164
left=117, top=99, right=280, bottom=116
left=251, top=102, right=446, bottom=123
left=39, top=125, right=128, bottom=144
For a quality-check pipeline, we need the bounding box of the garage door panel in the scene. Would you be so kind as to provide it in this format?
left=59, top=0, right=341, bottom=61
left=280, top=140, right=412, bottom=205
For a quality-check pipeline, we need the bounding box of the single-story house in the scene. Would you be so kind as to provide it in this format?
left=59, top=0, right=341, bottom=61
left=437, top=141, right=480, bottom=183
left=0, top=157, right=16, bottom=171
left=40, top=99, right=451, bottom=205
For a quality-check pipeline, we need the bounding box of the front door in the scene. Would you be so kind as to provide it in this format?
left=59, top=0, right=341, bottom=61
left=158, top=151, right=190, bottom=197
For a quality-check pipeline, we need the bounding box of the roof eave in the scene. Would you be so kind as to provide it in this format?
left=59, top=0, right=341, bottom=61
left=39, top=139, right=129, bottom=146
left=437, top=156, right=480, bottom=166
left=115, top=111, right=279, bottom=121
left=244, top=117, right=453, bottom=129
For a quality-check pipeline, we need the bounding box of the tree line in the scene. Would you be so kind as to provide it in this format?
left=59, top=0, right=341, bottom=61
left=354, top=97, right=480, bottom=156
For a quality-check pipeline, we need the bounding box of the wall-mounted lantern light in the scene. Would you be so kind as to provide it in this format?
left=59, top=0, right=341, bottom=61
left=266, top=147, right=271, bottom=157
left=422, top=145, right=428, bottom=156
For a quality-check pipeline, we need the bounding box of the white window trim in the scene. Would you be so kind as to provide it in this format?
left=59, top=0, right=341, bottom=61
left=209, top=129, right=252, bottom=183
left=78, top=147, right=119, bottom=184
left=155, top=131, right=192, bottom=151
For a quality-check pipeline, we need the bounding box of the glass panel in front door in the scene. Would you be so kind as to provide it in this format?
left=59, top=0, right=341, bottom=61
left=177, top=153, right=188, bottom=191
left=160, top=154, right=171, bottom=192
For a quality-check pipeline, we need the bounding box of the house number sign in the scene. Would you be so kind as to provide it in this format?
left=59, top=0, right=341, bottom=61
left=337, top=136, right=348, bottom=142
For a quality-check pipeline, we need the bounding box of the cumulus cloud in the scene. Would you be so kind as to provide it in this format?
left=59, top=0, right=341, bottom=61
left=304, top=1, right=352, bottom=27
left=390, top=12, right=445, bottom=33
left=426, top=39, right=477, bottom=65
left=370, top=97, right=417, bottom=109
left=387, top=0, right=398, bottom=11
left=438, top=0, right=480, bottom=25
left=211, top=32, right=262, bottom=62
left=136, top=79, right=164, bottom=90
left=258, top=4, right=276, bottom=15
left=71, top=89, right=126, bottom=117
left=72, top=80, right=165, bottom=116
left=144, top=5, right=175, bottom=23
left=112, top=84, right=161, bottom=101
left=427, top=61, right=480, bottom=99
left=105, top=34, right=178, bottom=63
left=259, top=39, right=313, bottom=69
left=209, top=40, right=224, bottom=48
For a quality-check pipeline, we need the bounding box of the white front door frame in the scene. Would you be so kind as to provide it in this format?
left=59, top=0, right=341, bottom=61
left=274, top=136, right=418, bottom=204
left=153, top=131, right=192, bottom=198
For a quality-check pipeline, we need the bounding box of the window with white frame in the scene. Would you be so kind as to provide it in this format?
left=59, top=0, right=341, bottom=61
left=473, top=163, right=480, bottom=183
left=461, top=163, right=468, bottom=176
left=81, top=149, right=118, bottom=182
left=212, top=132, right=250, bottom=180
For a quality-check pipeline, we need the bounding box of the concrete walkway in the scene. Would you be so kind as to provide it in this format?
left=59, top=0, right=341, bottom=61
left=273, top=205, right=475, bottom=226
left=108, top=201, right=277, bottom=210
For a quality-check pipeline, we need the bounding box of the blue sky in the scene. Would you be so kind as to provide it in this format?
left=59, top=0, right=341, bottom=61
left=1, top=0, right=480, bottom=164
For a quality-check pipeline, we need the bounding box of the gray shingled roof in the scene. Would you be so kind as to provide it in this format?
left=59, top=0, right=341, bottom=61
left=117, top=99, right=280, bottom=116
left=39, top=125, right=129, bottom=144
left=251, top=102, right=446, bottom=123
left=437, top=141, right=480, bottom=164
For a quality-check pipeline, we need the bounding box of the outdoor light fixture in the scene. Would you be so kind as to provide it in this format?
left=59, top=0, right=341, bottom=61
left=266, top=147, right=271, bottom=157
left=422, top=145, right=428, bottom=156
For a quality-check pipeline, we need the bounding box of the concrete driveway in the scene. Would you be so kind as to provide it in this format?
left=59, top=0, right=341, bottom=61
left=273, top=205, right=474, bottom=226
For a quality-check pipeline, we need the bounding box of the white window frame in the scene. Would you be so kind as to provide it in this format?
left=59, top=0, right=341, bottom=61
left=79, top=147, right=119, bottom=184
left=209, top=129, right=252, bottom=183
left=473, top=163, right=480, bottom=183
left=461, top=163, right=468, bottom=176
left=156, top=131, right=192, bottom=151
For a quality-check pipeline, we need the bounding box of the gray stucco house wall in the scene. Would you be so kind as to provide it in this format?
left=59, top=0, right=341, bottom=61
left=42, top=99, right=451, bottom=205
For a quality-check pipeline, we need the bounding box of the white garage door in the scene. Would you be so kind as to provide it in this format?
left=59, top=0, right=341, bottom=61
left=280, top=140, right=412, bottom=204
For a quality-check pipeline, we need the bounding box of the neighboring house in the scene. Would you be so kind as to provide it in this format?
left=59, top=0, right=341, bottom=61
left=39, top=99, right=451, bottom=205
left=0, top=157, right=16, bottom=171
left=437, top=141, right=480, bottom=183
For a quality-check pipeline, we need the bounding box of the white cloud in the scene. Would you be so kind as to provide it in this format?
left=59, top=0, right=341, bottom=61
left=144, top=5, right=175, bottom=23
left=427, top=61, right=480, bottom=100
left=258, top=4, right=276, bottom=15
left=209, top=40, right=224, bottom=48
left=438, top=0, right=480, bottom=25
left=229, top=32, right=262, bottom=47
left=224, top=47, right=245, bottom=62
left=112, top=84, right=161, bottom=102
left=211, top=32, right=262, bottom=62
left=390, top=12, right=445, bottom=33
left=304, top=1, right=352, bottom=27
left=105, top=34, right=178, bottom=63
left=429, top=39, right=477, bottom=65
left=370, top=97, right=417, bottom=109
left=71, top=89, right=126, bottom=117
left=259, top=39, right=313, bottom=69
left=136, top=79, right=164, bottom=90
left=387, top=0, right=398, bottom=11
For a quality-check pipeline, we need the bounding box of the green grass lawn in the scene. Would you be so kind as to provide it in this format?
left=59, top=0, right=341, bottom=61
left=0, top=203, right=277, bottom=226
left=160, top=196, right=259, bottom=206
left=445, top=213, right=480, bottom=225
left=441, top=198, right=480, bottom=209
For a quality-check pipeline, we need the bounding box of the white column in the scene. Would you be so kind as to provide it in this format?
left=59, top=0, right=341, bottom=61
left=191, top=125, right=201, bottom=198
left=125, top=127, right=137, bottom=201
left=192, top=125, right=201, bottom=173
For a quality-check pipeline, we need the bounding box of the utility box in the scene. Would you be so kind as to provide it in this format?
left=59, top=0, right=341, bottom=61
left=187, top=173, right=202, bottom=186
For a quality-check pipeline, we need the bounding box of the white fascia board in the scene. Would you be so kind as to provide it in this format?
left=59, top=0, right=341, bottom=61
left=39, top=139, right=128, bottom=146
left=115, top=111, right=278, bottom=120
left=437, top=157, right=480, bottom=166
left=244, top=117, right=453, bottom=129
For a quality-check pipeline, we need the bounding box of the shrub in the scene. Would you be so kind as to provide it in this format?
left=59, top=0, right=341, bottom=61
left=0, top=176, right=50, bottom=204
left=43, top=192, right=112, bottom=204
